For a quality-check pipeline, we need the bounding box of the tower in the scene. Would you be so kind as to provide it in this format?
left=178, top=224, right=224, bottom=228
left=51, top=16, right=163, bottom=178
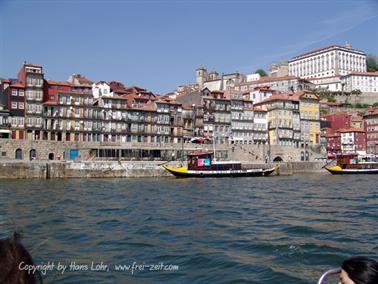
left=196, top=65, right=208, bottom=89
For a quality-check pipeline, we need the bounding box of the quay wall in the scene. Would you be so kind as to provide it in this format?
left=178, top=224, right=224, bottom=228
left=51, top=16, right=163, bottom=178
left=0, top=161, right=328, bottom=179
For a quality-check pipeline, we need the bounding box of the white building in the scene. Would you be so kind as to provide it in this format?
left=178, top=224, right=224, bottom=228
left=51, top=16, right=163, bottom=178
left=341, top=72, right=378, bottom=93
left=307, top=76, right=343, bottom=92
left=252, top=107, right=268, bottom=144
left=92, top=81, right=112, bottom=99
left=288, top=43, right=366, bottom=79
left=246, top=73, right=261, bottom=82
left=246, top=86, right=276, bottom=104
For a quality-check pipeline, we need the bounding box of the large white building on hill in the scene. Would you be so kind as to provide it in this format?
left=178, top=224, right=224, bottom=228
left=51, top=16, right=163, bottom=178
left=288, top=43, right=366, bottom=79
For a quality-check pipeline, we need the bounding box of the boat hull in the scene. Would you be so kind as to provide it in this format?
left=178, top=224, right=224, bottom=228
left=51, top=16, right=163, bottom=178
left=325, top=166, right=378, bottom=175
left=162, top=165, right=276, bottom=178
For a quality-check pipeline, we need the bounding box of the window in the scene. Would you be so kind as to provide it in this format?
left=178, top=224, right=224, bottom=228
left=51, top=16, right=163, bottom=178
left=12, top=102, right=18, bottom=109
left=12, top=89, right=17, bottom=96
left=19, top=90, right=24, bottom=96
left=18, top=102, right=24, bottom=109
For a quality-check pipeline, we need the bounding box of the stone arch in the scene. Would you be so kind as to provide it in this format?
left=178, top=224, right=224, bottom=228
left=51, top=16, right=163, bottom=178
left=15, top=148, right=23, bottom=160
left=29, top=149, right=37, bottom=161
left=273, top=156, right=283, bottom=162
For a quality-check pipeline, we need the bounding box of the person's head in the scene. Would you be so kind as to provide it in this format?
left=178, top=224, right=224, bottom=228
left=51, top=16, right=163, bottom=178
left=0, top=232, right=43, bottom=284
left=339, top=256, right=378, bottom=284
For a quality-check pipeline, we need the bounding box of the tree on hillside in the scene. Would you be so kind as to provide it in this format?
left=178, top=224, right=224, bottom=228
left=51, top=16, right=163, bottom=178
left=367, top=54, right=378, bottom=72
left=255, top=69, right=268, bottom=77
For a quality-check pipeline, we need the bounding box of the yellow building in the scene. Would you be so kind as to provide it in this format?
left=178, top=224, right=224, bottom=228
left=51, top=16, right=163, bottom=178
left=254, top=93, right=301, bottom=147
left=298, top=90, right=320, bottom=145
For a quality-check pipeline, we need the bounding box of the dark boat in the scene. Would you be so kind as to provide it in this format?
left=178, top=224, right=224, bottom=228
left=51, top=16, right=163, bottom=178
left=325, top=153, right=378, bottom=174
left=162, top=151, right=276, bottom=178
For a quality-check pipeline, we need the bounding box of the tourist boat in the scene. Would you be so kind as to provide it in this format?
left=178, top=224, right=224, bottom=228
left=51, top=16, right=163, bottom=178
left=325, top=153, right=378, bottom=174
left=162, top=151, right=276, bottom=178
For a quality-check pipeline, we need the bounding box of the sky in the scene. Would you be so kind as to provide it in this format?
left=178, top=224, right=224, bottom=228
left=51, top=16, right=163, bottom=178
left=0, top=0, right=377, bottom=94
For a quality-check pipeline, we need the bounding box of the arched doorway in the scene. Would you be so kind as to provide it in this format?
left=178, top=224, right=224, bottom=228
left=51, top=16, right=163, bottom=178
left=15, top=148, right=23, bottom=160
left=29, top=149, right=36, bottom=160
left=273, top=156, right=283, bottom=162
left=301, top=151, right=305, bottom=161
left=48, top=153, right=54, bottom=160
left=305, top=151, right=309, bottom=161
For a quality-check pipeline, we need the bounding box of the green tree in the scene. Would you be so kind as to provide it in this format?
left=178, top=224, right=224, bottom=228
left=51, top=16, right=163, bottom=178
left=367, top=54, right=378, bottom=72
left=351, top=89, right=362, bottom=96
left=255, top=69, right=268, bottom=77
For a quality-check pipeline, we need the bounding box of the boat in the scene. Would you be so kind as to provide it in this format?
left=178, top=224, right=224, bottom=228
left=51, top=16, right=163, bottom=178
left=325, top=153, right=378, bottom=174
left=162, top=151, right=276, bottom=178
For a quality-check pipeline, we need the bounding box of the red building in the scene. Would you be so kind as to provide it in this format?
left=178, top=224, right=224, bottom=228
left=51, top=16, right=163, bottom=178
left=322, top=128, right=341, bottom=155
left=338, top=128, right=366, bottom=154
left=323, top=112, right=350, bottom=130
left=363, top=107, right=378, bottom=155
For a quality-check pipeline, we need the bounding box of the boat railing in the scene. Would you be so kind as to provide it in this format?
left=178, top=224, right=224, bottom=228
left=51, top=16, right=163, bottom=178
left=317, top=268, right=341, bottom=284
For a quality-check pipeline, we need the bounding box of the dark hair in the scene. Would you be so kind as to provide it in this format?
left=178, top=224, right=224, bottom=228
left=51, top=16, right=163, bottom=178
left=0, top=232, right=43, bottom=284
left=342, top=256, right=378, bottom=284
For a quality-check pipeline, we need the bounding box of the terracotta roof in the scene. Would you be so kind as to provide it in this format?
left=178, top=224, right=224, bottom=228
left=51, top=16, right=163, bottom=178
left=319, top=100, right=342, bottom=106
left=297, top=90, right=320, bottom=100
left=43, top=100, right=58, bottom=105
left=47, top=80, right=71, bottom=86
left=364, top=107, right=378, bottom=116
left=253, top=107, right=267, bottom=112
left=338, top=128, right=365, bottom=133
left=10, top=83, right=25, bottom=88
left=254, top=93, right=299, bottom=105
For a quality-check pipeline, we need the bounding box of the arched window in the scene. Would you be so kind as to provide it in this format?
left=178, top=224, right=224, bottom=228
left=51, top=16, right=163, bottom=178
left=29, top=149, right=36, bottom=161
left=15, top=148, right=23, bottom=160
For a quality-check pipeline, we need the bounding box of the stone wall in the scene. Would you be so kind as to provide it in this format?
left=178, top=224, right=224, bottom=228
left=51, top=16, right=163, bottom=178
left=0, top=139, right=325, bottom=164
left=0, top=160, right=328, bottom=179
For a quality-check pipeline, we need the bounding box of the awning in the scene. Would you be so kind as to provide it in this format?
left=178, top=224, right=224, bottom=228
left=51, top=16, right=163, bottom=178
left=0, top=129, right=11, bottom=133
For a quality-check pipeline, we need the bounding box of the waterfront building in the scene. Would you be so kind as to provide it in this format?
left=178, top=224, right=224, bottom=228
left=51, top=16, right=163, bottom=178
left=17, top=63, right=44, bottom=140
left=340, top=72, right=378, bottom=93
left=338, top=128, right=366, bottom=154
left=254, top=93, right=301, bottom=147
left=237, top=76, right=314, bottom=93
left=363, top=107, right=378, bottom=155
left=227, top=90, right=254, bottom=144
left=0, top=79, right=25, bottom=139
left=288, top=43, right=367, bottom=79
left=0, top=103, right=10, bottom=139
left=298, top=90, right=320, bottom=145
left=252, top=107, right=268, bottom=144
left=203, top=91, right=231, bottom=144
left=322, top=128, right=341, bottom=154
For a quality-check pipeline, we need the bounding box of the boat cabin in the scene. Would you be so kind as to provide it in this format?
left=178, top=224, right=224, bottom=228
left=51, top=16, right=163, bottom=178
left=337, top=154, right=378, bottom=169
left=187, top=151, right=242, bottom=171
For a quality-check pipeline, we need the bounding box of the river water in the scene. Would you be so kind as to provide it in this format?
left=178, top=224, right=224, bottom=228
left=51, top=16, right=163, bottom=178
left=0, top=174, right=377, bottom=284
